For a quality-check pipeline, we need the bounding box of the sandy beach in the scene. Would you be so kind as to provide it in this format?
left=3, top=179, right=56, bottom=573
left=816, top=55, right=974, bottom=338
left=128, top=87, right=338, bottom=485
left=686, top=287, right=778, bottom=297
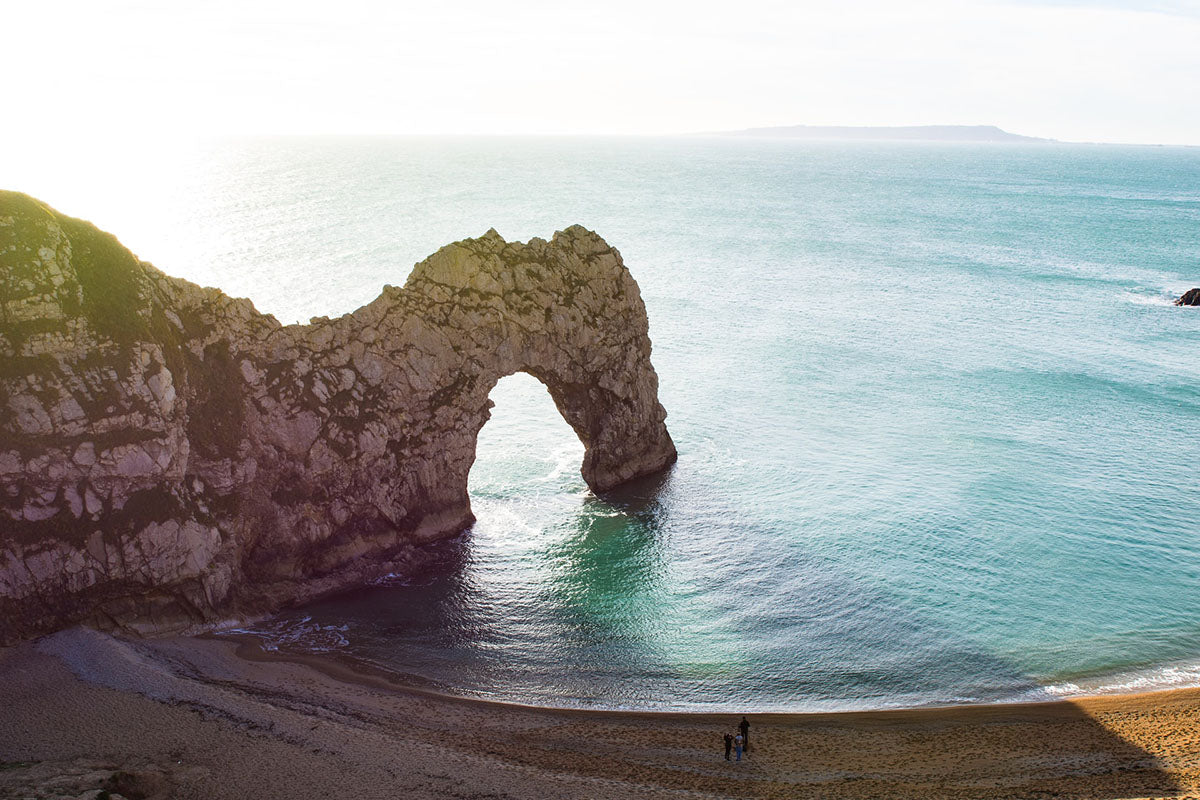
left=0, top=629, right=1195, bottom=799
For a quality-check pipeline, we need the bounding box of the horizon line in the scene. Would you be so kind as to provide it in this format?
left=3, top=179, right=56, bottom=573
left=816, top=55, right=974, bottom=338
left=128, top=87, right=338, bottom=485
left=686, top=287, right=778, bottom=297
left=5, top=129, right=1198, bottom=149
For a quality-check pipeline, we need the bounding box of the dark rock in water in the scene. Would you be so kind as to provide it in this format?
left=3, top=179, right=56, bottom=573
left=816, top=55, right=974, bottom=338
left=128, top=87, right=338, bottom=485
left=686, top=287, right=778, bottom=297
left=1174, top=288, right=1200, bottom=306
left=0, top=191, right=677, bottom=642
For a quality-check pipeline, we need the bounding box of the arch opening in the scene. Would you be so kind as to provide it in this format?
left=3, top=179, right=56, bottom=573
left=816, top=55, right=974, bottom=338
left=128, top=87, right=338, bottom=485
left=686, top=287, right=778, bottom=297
left=467, top=372, right=585, bottom=504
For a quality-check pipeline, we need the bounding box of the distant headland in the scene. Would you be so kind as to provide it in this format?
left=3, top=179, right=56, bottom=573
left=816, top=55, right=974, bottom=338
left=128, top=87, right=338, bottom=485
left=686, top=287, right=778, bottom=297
left=712, top=124, right=1053, bottom=143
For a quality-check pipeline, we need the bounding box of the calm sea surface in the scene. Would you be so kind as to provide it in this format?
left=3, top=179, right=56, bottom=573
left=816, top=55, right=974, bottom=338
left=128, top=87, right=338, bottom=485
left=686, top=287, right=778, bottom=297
left=13, top=137, right=1200, bottom=710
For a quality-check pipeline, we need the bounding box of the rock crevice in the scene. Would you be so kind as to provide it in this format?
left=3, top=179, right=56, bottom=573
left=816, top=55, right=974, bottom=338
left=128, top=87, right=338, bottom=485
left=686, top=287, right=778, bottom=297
left=0, top=191, right=677, bottom=641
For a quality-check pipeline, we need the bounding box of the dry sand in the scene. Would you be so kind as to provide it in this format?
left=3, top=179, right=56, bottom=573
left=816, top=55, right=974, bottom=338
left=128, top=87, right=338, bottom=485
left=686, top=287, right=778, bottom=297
left=1, top=628, right=1197, bottom=799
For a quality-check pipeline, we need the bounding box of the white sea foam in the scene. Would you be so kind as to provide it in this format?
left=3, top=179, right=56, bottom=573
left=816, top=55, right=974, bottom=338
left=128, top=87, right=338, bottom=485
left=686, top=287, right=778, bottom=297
left=539, top=443, right=584, bottom=484
left=1121, top=290, right=1178, bottom=306
left=226, top=615, right=351, bottom=654
left=370, top=572, right=416, bottom=587
left=1041, top=660, right=1200, bottom=699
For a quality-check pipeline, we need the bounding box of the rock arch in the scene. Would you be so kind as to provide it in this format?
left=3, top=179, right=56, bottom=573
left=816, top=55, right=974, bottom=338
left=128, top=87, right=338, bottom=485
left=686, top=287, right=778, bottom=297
left=392, top=227, right=676, bottom=517
left=0, top=191, right=676, bottom=640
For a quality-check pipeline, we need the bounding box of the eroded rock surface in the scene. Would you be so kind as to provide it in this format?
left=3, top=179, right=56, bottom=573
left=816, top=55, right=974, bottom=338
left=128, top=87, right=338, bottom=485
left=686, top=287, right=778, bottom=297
left=1175, top=288, right=1200, bottom=306
left=0, top=191, right=676, bottom=642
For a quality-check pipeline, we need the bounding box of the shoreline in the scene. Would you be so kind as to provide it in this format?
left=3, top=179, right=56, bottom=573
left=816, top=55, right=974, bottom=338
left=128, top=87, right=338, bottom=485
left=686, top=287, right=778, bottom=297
left=2, top=628, right=1198, bottom=799
left=213, top=627, right=1200, bottom=718
left=215, top=629, right=1200, bottom=720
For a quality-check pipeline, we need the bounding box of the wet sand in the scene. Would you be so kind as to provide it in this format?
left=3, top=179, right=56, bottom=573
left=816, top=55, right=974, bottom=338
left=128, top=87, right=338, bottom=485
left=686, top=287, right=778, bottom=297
left=1, top=628, right=1197, bottom=799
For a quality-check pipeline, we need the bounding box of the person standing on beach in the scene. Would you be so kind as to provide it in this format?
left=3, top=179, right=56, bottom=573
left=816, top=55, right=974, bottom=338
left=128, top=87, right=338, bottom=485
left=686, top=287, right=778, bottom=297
left=734, top=732, right=744, bottom=761
left=739, top=716, right=750, bottom=753
left=723, top=732, right=733, bottom=760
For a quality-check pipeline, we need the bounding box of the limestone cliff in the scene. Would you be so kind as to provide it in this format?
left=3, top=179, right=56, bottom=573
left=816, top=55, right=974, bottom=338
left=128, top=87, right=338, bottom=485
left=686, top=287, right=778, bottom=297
left=0, top=191, right=676, bottom=642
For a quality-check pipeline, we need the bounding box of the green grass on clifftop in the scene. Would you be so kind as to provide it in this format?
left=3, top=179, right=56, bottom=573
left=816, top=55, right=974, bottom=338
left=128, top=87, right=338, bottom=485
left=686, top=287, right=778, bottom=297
left=0, top=190, right=152, bottom=345
left=59, top=215, right=151, bottom=344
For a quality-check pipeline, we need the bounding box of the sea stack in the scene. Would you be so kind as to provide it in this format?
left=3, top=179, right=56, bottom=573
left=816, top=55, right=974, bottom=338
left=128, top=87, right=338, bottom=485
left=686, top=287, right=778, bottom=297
left=0, top=191, right=677, bottom=643
left=1174, top=288, right=1200, bottom=306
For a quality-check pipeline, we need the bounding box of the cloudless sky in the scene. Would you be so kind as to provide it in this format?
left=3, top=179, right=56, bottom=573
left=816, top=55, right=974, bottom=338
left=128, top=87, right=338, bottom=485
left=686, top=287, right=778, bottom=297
left=4, top=0, right=1200, bottom=143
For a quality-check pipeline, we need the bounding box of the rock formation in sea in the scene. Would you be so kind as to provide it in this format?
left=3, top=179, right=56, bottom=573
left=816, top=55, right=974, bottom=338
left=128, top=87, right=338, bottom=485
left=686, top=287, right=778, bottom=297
left=0, top=191, right=677, bottom=642
left=1174, top=288, right=1200, bottom=306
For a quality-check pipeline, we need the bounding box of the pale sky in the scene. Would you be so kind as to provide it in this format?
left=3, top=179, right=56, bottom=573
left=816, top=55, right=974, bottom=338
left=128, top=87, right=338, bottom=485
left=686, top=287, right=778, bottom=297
left=5, top=0, right=1200, bottom=144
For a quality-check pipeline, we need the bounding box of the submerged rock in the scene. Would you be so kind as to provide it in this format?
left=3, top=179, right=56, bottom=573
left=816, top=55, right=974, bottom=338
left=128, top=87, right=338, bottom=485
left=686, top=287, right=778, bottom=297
left=0, top=191, right=677, bottom=642
left=1174, top=288, right=1200, bottom=306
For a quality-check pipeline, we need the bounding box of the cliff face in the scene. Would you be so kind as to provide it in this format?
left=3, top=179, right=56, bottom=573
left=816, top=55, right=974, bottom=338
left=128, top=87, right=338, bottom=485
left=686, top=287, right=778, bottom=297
left=0, top=191, right=677, bottom=642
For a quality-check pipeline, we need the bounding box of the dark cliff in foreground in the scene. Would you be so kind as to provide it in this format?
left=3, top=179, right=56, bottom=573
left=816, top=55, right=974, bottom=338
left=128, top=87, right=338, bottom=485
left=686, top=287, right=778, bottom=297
left=0, top=191, right=677, bottom=642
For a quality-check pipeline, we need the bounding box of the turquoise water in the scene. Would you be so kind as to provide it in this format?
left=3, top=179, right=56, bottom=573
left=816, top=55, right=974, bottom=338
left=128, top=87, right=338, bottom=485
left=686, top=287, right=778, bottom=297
left=24, top=137, right=1200, bottom=710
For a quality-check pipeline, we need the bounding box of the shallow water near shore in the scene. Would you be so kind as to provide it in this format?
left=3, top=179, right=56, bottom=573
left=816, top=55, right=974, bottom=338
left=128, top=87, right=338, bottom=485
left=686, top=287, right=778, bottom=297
left=13, top=136, right=1200, bottom=710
